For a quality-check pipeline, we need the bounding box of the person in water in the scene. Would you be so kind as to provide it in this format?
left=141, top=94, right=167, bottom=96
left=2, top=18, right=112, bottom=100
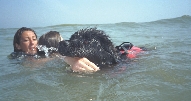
left=12, top=27, right=99, bottom=72
left=13, top=27, right=38, bottom=55
left=38, top=31, right=62, bottom=57
left=38, top=30, right=99, bottom=72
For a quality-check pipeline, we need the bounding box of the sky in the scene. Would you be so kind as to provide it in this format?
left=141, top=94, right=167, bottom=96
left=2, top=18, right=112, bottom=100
left=0, top=0, right=191, bottom=28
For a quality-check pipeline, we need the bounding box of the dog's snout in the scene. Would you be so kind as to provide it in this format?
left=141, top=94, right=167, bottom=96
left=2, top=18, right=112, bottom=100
left=58, top=40, right=70, bottom=55
left=59, top=40, right=69, bottom=46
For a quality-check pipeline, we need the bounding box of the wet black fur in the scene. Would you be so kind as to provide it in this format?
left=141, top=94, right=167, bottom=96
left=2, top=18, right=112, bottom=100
left=58, top=28, right=120, bottom=68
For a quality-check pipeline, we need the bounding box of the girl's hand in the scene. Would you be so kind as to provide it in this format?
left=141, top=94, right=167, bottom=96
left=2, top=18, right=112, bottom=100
left=64, top=56, right=100, bottom=72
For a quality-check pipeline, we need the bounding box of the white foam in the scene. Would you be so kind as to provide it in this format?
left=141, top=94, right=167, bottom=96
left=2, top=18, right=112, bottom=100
left=37, top=45, right=58, bottom=57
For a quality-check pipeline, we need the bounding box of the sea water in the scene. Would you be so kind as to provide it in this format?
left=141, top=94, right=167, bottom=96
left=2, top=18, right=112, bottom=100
left=0, top=15, right=191, bottom=101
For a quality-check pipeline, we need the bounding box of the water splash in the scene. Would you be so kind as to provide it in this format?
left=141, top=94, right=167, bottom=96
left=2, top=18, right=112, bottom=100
left=37, top=45, right=58, bottom=57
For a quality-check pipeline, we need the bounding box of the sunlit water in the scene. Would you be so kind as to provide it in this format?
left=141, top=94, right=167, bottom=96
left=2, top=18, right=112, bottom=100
left=0, top=15, right=191, bottom=101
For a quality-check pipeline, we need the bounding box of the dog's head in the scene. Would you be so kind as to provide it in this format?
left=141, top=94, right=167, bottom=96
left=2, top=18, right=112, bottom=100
left=58, top=28, right=119, bottom=67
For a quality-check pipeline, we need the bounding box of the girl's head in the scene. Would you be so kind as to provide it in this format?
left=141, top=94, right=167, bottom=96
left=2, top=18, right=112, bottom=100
left=38, top=31, right=63, bottom=53
left=13, top=27, right=38, bottom=55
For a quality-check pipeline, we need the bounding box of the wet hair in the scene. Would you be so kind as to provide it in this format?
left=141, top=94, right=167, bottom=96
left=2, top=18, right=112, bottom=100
left=13, top=27, right=37, bottom=52
left=38, top=31, right=62, bottom=53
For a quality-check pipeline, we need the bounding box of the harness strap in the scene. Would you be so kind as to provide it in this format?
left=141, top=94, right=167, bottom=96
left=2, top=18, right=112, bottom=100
left=116, top=42, right=134, bottom=54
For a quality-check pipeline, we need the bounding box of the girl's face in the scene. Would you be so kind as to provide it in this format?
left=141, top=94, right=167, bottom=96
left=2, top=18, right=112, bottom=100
left=16, top=31, right=38, bottom=55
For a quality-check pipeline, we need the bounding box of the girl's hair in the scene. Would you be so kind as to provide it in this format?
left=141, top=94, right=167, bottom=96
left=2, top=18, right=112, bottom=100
left=38, top=31, right=62, bottom=54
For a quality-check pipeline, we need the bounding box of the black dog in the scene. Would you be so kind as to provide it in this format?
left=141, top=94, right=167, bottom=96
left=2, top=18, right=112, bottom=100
left=58, top=28, right=120, bottom=68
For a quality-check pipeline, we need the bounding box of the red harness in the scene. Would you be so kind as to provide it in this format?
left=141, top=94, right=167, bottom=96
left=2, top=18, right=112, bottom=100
left=120, top=46, right=143, bottom=58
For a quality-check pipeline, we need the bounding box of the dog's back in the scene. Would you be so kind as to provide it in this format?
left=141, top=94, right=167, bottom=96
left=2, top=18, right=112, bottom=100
left=58, top=28, right=119, bottom=68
